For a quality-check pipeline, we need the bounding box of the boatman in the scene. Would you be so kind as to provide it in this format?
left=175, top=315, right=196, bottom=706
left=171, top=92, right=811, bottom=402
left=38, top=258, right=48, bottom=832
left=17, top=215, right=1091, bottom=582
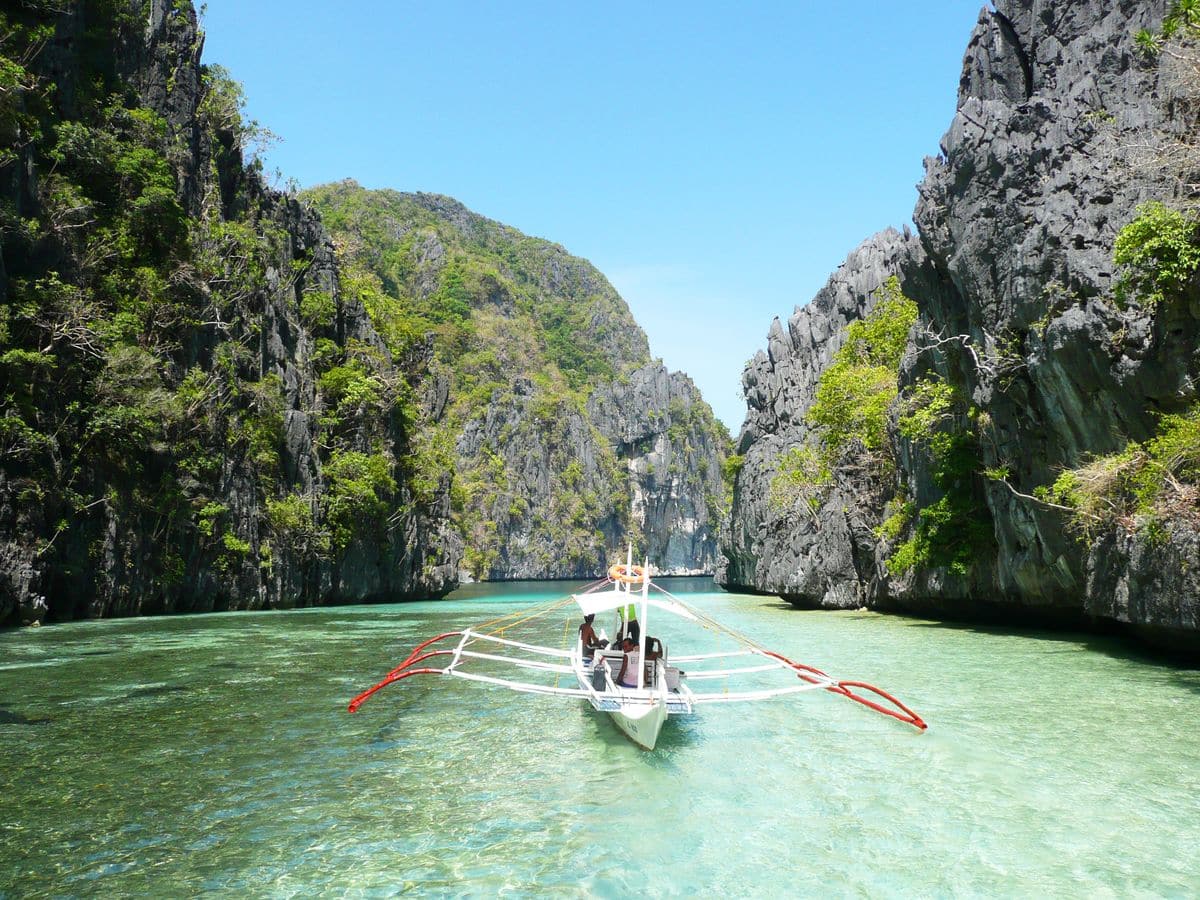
left=616, top=601, right=640, bottom=645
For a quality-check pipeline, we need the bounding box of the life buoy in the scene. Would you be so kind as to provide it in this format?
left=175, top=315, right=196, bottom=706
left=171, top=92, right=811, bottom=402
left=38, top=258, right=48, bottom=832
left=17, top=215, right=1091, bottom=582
left=608, top=563, right=647, bottom=584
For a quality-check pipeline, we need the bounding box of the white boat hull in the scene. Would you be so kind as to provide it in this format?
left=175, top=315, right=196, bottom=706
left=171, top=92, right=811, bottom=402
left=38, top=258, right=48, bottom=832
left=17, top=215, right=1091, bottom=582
left=576, top=658, right=676, bottom=750
left=610, top=699, right=667, bottom=750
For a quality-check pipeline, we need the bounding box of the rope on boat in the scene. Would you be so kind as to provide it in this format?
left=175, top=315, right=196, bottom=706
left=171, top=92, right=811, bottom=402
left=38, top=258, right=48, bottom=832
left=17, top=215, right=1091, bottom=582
left=482, top=596, right=577, bottom=637
left=555, top=614, right=571, bottom=690
left=474, top=594, right=572, bottom=634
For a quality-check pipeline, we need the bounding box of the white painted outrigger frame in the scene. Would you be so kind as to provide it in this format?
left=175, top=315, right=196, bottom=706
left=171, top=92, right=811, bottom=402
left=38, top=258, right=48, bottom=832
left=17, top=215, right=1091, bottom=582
left=348, top=552, right=928, bottom=747
left=394, top=582, right=839, bottom=750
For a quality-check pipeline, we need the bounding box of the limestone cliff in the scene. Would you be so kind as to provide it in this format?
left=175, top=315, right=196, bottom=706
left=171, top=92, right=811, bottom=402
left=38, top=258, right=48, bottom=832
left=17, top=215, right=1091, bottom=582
left=0, top=0, right=459, bottom=625
left=721, top=0, right=1200, bottom=648
left=718, top=229, right=925, bottom=604
left=304, top=185, right=729, bottom=579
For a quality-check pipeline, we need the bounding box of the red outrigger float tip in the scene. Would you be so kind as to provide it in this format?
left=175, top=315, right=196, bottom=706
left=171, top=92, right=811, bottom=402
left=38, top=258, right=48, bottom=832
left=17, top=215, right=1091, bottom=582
left=347, top=631, right=463, bottom=714
left=757, top=650, right=926, bottom=730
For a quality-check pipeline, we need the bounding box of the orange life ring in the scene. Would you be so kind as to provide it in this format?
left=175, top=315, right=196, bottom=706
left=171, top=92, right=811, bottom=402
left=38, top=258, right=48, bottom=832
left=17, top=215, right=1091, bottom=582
left=608, top=563, right=647, bottom=584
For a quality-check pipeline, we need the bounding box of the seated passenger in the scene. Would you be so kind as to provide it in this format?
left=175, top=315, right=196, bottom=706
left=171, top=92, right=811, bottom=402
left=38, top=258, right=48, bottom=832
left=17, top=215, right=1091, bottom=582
left=616, top=637, right=641, bottom=688
left=579, top=614, right=607, bottom=659
left=644, top=636, right=663, bottom=663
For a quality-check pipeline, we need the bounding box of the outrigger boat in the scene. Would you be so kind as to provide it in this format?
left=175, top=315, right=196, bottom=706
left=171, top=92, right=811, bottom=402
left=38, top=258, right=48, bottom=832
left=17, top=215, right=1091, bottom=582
left=348, top=554, right=926, bottom=750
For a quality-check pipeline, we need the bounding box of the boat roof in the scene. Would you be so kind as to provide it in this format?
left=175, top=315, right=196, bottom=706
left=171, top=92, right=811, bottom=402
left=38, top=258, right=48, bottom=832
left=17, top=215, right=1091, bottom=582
left=571, top=588, right=698, bottom=621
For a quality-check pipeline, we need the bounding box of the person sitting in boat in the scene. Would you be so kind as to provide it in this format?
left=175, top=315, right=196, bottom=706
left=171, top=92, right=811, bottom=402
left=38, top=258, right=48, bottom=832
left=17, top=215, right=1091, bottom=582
left=579, top=614, right=607, bottom=659
left=644, top=636, right=662, bottom=663
left=616, top=637, right=641, bottom=689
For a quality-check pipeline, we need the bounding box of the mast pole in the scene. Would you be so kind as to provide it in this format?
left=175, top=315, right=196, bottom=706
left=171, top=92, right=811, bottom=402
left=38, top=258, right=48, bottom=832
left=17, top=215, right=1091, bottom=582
left=637, top=557, right=649, bottom=690
left=623, top=542, right=633, bottom=640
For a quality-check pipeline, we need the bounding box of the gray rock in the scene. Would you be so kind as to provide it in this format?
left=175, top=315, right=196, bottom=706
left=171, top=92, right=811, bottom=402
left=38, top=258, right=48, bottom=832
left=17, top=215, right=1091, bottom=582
left=590, top=365, right=727, bottom=574
left=718, top=228, right=924, bottom=601
left=723, top=0, right=1200, bottom=650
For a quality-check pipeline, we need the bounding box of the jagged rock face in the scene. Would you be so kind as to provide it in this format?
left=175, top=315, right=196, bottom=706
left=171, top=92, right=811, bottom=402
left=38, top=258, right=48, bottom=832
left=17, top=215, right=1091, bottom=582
left=451, top=363, right=725, bottom=579
left=722, top=0, right=1200, bottom=644
left=0, top=0, right=460, bottom=625
left=717, top=228, right=924, bottom=600
left=1087, top=520, right=1200, bottom=642
left=590, top=366, right=725, bottom=574
left=911, top=0, right=1199, bottom=630
left=453, top=377, right=624, bottom=579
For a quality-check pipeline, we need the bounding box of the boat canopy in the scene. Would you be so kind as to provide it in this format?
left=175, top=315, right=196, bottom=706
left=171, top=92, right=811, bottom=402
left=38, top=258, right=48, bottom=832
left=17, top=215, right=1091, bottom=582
left=571, top=588, right=698, bottom=621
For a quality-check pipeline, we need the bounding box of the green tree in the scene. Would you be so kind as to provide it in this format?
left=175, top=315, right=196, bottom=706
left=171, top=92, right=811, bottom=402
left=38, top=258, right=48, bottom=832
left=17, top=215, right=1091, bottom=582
left=1113, top=202, right=1200, bottom=308
left=807, top=277, right=917, bottom=461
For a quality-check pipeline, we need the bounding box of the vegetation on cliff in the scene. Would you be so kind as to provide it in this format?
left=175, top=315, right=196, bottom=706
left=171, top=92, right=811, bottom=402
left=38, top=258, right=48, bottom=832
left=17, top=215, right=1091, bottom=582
left=766, top=274, right=991, bottom=578
left=1037, top=197, right=1200, bottom=545
left=889, top=377, right=993, bottom=577
left=0, top=1, right=457, bottom=624
left=0, top=5, right=263, bottom=590
left=302, top=184, right=631, bottom=577
left=807, top=277, right=916, bottom=463
left=1039, top=406, right=1200, bottom=543
left=1135, top=0, right=1200, bottom=54
left=303, top=183, right=730, bottom=578
left=1112, top=202, right=1200, bottom=308
left=770, top=277, right=914, bottom=513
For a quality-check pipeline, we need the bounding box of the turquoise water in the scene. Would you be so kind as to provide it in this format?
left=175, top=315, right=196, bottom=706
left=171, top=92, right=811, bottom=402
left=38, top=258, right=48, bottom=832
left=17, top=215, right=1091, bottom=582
left=2, top=578, right=1200, bottom=897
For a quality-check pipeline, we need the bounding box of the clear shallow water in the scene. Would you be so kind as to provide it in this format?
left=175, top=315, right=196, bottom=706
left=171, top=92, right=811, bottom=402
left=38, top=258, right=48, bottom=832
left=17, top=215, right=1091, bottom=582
left=2, top=578, right=1200, bottom=897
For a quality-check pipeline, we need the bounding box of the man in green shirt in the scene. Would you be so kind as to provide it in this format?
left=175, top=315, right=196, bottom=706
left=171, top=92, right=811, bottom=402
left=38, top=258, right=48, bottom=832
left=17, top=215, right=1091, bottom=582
left=617, top=602, right=640, bottom=644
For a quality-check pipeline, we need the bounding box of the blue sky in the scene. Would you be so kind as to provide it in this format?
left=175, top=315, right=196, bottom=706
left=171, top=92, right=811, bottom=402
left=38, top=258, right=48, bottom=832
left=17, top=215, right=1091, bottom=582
left=201, top=1, right=986, bottom=432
